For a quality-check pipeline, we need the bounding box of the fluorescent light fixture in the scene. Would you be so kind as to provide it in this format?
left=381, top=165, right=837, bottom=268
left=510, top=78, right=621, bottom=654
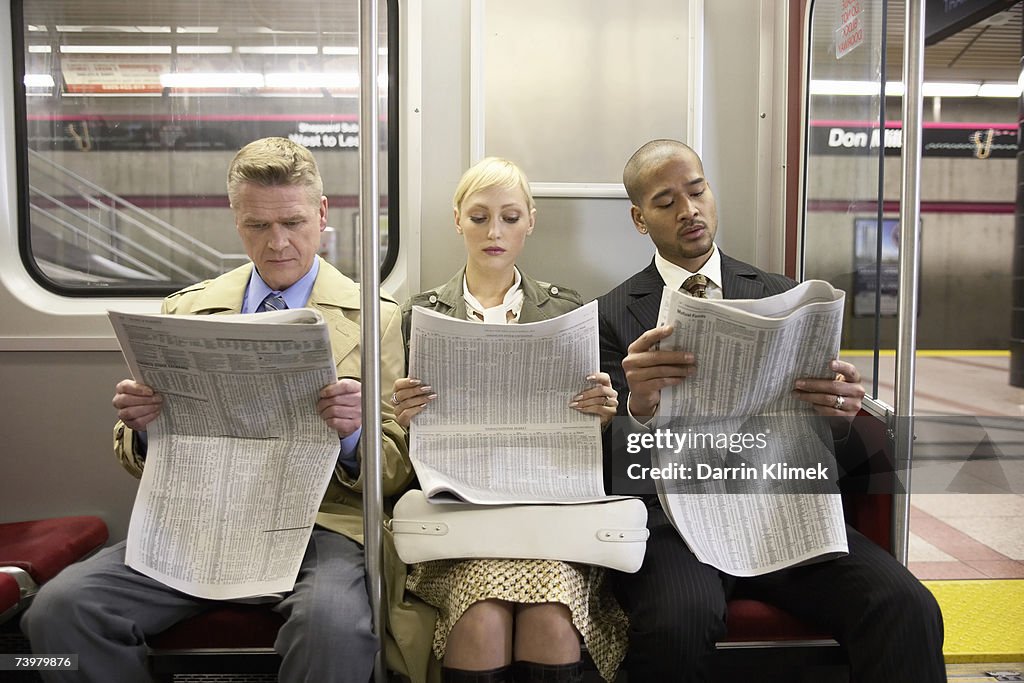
left=60, top=45, right=171, bottom=54
left=176, top=26, right=219, bottom=34
left=260, top=91, right=331, bottom=98
left=978, top=82, right=1021, bottom=98
left=160, top=72, right=264, bottom=88
left=176, top=45, right=233, bottom=54
left=265, top=72, right=358, bottom=88
left=922, top=81, right=979, bottom=97
left=56, top=25, right=169, bottom=33
left=322, top=46, right=389, bottom=55
left=27, top=25, right=48, bottom=32
left=809, top=79, right=1012, bottom=98
left=884, top=82, right=905, bottom=97
left=63, top=92, right=162, bottom=98
left=24, top=74, right=55, bottom=88
left=809, top=79, right=881, bottom=96
left=238, top=46, right=317, bottom=55
left=28, top=45, right=52, bottom=53
left=245, top=27, right=317, bottom=35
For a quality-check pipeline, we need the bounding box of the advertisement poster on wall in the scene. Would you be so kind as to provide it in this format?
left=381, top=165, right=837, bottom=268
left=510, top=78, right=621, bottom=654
left=853, top=217, right=906, bottom=317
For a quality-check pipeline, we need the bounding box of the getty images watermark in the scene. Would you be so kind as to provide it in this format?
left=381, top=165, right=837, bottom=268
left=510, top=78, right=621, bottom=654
left=624, top=427, right=831, bottom=483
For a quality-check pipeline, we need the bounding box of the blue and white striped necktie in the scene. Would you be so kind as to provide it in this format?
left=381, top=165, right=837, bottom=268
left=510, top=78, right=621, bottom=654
left=257, top=292, right=287, bottom=312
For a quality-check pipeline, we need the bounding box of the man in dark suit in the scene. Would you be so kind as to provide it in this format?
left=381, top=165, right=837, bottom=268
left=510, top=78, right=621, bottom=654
left=597, top=139, right=945, bottom=682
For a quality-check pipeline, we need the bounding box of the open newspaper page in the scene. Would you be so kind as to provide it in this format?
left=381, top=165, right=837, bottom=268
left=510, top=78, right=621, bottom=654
left=408, top=302, right=608, bottom=504
left=108, top=308, right=340, bottom=600
left=650, top=280, right=849, bottom=576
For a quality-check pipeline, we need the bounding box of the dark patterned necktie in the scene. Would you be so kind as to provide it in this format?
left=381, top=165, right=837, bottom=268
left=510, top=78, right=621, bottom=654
left=257, top=293, right=287, bottom=312
left=682, top=274, right=709, bottom=298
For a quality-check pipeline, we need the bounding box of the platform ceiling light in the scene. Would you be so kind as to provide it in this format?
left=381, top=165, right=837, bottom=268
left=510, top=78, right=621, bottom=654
left=56, top=25, right=170, bottom=33
left=28, top=45, right=52, bottom=53
left=160, top=72, right=264, bottom=88
left=176, top=46, right=233, bottom=54
left=809, top=79, right=881, bottom=96
left=59, top=45, right=171, bottom=54
left=238, top=45, right=318, bottom=54
left=23, top=74, right=55, bottom=88
left=265, top=72, right=358, bottom=88
left=978, top=82, right=1022, bottom=97
left=884, top=82, right=905, bottom=97
left=921, top=81, right=980, bottom=97
left=810, top=79, right=1014, bottom=98
left=176, top=26, right=220, bottom=34
left=246, top=27, right=318, bottom=35
left=321, top=46, right=388, bottom=55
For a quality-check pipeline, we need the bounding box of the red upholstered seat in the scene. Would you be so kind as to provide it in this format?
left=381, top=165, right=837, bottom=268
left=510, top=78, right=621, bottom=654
left=723, top=599, right=830, bottom=642
left=0, top=516, right=109, bottom=584
left=0, top=572, right=21, bottom=615
left=148, top=604, right=285, bottom=650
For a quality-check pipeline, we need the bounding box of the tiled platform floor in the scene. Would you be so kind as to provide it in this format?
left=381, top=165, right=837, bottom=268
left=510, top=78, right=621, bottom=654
left=841, top=351, right=1024, bottom=580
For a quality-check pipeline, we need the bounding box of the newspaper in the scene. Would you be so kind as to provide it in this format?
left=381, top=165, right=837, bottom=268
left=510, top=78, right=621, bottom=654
left=108, top=308, right=340, bottom=600
left=651, top=280, right=850, bottom=576
left=408, top=302, right=608, bottom=504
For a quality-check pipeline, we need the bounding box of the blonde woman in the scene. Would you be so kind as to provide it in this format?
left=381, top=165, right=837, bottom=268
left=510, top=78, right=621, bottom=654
left=391, top=158, right=626, bottom=683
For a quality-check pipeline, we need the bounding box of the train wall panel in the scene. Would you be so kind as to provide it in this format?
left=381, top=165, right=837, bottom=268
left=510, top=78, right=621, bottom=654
left=0, top=351, right=137, bottom=539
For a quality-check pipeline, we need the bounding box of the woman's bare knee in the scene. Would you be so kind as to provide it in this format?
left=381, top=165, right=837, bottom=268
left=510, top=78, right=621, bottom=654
left=513, top=603, right=580, bottom=664
left=444, top=599, right=515, bottom=669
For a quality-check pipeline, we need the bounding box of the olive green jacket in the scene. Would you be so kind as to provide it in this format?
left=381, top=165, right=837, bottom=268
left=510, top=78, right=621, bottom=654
left=401, top=266, right=583, bottom=342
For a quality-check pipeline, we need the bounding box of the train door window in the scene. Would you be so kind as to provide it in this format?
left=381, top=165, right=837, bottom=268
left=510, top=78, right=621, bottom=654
left=804, top=0, right=1024, bottom=597
left=801, top=0, right=891, bottom=408
left=902, top=4, right=1023, bottom=588
left=12, top=0, right=396, bottom=295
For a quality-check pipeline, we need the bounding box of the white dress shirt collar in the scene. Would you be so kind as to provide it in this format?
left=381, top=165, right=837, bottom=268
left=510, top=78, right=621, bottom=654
left=654, top=245, right=723, bottom=299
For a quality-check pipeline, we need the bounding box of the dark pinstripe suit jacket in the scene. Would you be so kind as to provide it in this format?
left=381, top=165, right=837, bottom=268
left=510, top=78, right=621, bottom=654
left=597, top=251, right=795, bottom=408
left=596, top=251, right=796, bottom=492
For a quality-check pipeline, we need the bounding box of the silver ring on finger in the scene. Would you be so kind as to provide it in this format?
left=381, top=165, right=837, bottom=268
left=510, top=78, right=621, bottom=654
left=833, top=395, right=845, bottom=410
left=391, top=392, right=400, bottom=406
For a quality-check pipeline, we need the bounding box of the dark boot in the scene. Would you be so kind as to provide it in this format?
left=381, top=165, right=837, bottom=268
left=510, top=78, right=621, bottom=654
left=442, top=664, right=515, bottom=683
left=511, top=660, right=584, bottom=683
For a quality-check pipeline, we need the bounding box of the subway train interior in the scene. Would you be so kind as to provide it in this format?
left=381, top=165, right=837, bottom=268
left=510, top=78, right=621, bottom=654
left=1, top=0, right=1022, bottom=681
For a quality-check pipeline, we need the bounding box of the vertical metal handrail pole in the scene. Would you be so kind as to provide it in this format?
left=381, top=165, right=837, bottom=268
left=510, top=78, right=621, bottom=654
left=358, top=0, right=386, bottom=680
left=892, top=0, right=925, bottom=565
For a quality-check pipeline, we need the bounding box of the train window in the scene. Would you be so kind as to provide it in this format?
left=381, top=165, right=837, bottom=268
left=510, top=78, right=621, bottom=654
left=12, top=0, right=396, bottom=295
left=801, top=0, right=892, bottom=406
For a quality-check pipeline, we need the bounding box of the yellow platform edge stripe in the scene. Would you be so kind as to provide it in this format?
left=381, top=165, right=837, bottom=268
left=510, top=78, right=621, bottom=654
left=841, top=350, right=1009, bottom=358
left=922, top=579, right=1024, bottom=663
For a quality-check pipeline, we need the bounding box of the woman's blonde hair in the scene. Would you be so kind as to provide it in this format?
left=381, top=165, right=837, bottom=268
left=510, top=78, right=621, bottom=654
left=452, top=157, right=534, bottom=213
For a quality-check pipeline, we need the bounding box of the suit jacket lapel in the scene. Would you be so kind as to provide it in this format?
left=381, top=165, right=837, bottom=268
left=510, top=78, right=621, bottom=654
left=626, top=261, right=665, bottom=330
left=720, top=252, right=766, bottom=300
